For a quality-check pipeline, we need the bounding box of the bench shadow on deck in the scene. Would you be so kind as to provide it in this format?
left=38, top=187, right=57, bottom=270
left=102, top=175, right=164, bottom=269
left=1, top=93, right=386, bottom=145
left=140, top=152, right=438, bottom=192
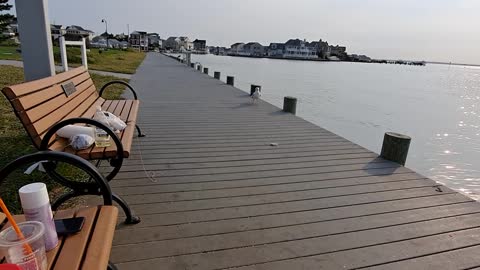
left=109, top=53, right=480, bottom=270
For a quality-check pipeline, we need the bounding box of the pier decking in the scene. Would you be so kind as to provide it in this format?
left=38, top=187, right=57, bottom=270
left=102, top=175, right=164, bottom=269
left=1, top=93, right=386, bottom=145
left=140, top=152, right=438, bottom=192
left=110, top=53, right=480, bottom=269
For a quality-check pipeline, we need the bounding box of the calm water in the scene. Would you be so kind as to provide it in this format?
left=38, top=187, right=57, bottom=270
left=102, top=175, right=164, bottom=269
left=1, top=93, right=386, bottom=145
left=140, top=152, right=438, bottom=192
left=189, top=54, right=480, bottom=199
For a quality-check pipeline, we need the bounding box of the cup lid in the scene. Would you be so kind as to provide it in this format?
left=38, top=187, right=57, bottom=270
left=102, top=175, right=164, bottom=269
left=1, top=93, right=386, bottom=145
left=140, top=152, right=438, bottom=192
left=0, top=221, right=45, bottom=247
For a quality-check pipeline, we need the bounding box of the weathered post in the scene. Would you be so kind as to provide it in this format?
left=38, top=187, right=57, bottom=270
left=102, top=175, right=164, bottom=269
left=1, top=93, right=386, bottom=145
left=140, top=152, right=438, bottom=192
left=226, top=76, right=235, bottom=86
left=250, top=84, right=261, bottom=96
left=197, top=64, right=201, bottom=71
left=80, top=37, right=88, bottom=70
left=283, top=96, right=297, bottom=114
left=190, top=63, right=195, bottom=68
left=380, top=132, right=411, bottom=166
left=214, top=71, right=221, bottom=79
left=59, top=35, right=68, bottom=71
left=203, top=67, right=209, bottom=74
left=15, top=0, right=55, bottom=81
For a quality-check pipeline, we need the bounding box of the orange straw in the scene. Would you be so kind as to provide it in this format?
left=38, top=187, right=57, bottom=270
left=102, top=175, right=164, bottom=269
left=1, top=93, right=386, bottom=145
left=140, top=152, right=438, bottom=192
left=0, top=198, right=33, bottom=254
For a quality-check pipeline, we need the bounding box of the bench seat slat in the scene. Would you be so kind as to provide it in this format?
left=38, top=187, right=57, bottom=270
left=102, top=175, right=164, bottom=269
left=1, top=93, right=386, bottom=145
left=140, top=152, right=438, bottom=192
left=53, top=207, right=98, bottom=270
left=2, top=67, right=87, bottom=99
left=21, top=77, right=95, bottom=124
left=80, top=206, right=118, bottom=270
left=12, top=72, right=92, bottom=113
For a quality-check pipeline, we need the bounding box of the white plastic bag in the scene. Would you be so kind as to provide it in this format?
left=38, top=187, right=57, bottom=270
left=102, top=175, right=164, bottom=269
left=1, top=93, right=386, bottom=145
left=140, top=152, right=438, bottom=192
left=56, top=125, right=95, bottom=139
left=93, top=106, right=127, bottom=132
left=93, top=106, right=110, bottom=127
left=70, top=134, right=95, bottom=150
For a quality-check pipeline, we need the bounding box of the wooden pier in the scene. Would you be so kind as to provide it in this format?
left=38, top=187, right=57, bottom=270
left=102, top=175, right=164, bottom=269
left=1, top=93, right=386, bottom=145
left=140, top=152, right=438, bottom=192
left=110, top=53, right=480, bottom=269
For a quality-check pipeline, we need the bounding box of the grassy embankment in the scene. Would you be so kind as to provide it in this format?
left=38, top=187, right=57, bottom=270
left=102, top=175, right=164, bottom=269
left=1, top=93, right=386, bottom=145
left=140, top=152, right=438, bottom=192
left=0, top=45, right=145, bottom=74
left=0, top=65, right=128, bottom=213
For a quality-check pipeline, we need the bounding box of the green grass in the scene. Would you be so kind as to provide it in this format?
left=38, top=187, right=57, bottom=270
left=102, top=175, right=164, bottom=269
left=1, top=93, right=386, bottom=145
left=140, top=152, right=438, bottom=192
left=0, top=46, right=22, bottom=61
left=0, top=45, right=146, bottom=74
left=0, top=65, right=128, bottom=214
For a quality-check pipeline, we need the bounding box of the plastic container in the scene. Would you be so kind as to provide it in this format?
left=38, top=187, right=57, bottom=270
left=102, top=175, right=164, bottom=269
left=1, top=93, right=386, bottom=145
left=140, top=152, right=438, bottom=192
left=0, top=221, right=48, bottom=270
left=19, top=183, right=58, bottom=251
left=94, top=127, right=111, bottom=147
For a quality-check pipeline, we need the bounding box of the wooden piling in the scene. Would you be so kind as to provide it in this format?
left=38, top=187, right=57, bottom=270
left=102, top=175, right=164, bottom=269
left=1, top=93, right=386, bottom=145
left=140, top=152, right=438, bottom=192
left=203, top=67, right=209, bottom=74
left=227, top=76, right=234, bottom=86
left=283, top=96, right=297, bottom=114
left=190, top=63, right=194, bottom=68
left=197, top=65, right=201, bottom=71
left=380, top=132, right=411, bottom=166
left=214, top=71, right=221, bottom=79
left=250, top=84, right=261, bottom=96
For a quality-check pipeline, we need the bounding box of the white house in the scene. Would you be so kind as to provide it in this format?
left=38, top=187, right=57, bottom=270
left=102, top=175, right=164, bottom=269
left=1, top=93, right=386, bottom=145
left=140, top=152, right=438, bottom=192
left=178, top=36, right=193, bottom=51
left=283, top=39, right=317, bottom=59
left=130, top=31, right=148, bottom=51
left=230, top=42, right=244, bottom=55
left=267, top=43, right=285, bottom=57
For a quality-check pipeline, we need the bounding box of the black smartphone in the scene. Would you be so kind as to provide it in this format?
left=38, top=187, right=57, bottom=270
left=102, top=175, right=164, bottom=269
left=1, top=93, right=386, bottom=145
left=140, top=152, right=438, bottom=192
left=54, top=217, right=85, bottom=236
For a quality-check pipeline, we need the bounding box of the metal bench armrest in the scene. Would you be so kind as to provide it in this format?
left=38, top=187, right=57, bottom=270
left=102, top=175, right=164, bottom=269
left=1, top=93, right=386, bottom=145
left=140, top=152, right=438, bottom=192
left=0, top=151, right=113, bottom=206
left=99, top=80, right=138, bottom=100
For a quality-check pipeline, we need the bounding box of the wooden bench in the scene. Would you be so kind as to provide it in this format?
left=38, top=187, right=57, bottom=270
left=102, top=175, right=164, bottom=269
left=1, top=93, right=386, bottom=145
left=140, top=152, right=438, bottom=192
left=0, top=206, right=119, bottom=270
left=0, top=151, right=120, bottom=269
left=2, top=70, right=143, bottom=224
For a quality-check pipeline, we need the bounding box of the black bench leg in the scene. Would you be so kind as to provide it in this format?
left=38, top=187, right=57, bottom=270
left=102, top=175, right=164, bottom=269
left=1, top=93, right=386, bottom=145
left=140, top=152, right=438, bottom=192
left=113, top=193, right=141, bottom=224
left=135, top=124, right=146, bottom=137
left=107, top=261, right=118, bottom=270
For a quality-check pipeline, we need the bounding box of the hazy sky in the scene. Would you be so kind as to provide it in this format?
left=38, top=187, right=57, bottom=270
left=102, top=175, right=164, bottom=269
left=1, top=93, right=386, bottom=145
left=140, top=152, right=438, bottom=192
left=10, top=0, right=480, bottom=64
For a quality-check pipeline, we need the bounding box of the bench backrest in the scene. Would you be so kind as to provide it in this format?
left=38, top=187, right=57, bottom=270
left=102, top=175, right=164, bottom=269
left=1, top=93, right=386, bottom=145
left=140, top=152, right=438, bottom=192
left=2, top=67, right=103, bottom=148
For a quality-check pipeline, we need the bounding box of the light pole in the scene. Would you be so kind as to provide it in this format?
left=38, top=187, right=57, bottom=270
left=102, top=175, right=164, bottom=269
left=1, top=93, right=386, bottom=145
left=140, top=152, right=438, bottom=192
left=101, top=19, right=109, bottom=49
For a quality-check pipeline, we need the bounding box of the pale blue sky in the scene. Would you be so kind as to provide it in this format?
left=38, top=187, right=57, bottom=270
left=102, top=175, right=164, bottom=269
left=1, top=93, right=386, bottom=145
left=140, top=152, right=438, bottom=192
left=10, top=0, right=480, bottom=64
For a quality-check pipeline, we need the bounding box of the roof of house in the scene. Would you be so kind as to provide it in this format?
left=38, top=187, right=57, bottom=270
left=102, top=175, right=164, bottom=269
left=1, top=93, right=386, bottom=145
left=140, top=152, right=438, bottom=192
left=284, top=39, right=303, bottom=47
left=244, top=42, right=262, bottom=47
left=166, top=36, right=178, bottom=41
left=51, top=24, right=62, bottom=30
left=66, top=25, right=94, bottom=33
left=269, top=43, right=285, bottom=49
left=193, top=39, right=206, bottom=43
left=231, top=42, right=244, bottom=47
left=131, top=31, right=147, bottom=35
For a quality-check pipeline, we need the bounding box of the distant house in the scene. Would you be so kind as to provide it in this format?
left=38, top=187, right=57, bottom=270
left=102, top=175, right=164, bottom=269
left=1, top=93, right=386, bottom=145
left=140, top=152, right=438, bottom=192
left=50, top=24, right=63, bottom=43
left=65, top=25, right=94, bottom=42
left=130, top=31, right=148, bottom=51
left=267, top=43, right=285, bottom=57
left=165, top=37, right=180, bottom=51
left=283, top=39, right=317, bottom=59
left=178, top=36, right=193, bottom=51
left=242, top=42, right=264, bottom=56
left=193, top=39, right=207, bottom=52
left=230, top=43, right=244, bottom=55
left=329, top=45, right=347, bottom=60
left=147, top=33, right=160, bottom=50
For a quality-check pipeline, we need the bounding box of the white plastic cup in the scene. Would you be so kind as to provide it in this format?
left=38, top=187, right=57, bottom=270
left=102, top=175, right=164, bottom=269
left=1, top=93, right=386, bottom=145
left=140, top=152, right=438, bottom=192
left=0, top=221, right=48, bottom=270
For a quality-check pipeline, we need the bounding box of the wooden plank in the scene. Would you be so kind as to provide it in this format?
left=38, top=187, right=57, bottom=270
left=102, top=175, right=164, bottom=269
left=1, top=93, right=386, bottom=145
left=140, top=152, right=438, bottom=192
left=47, top=209, right=75, bottom=270
left=2, top=67, right=86, bottom=98
left=114, top=213, right=480, bottom=268
left=12, top=72, right=92, bottom=113
left=111, top=202, right=480, bottom=262
left=0, top=212, right=5, bottom=226
left=113, top=194, right=473, bottom=245
left=124, top=178, right=436, bottom=206
left=53, top=207, right=98, bottom=270
left=29, top=86, right=98, bottom=139
left=21, top=76, right=94, bottom=123
left=81, top=206, right=118, bottom=270
left=231, top=227, right=480, bottom=269
left=122, top=187, right=453, bottom=227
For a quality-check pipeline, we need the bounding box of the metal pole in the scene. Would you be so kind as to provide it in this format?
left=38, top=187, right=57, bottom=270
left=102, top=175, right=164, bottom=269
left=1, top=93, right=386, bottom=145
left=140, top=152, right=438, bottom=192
left=14, top=0, right=55, bottom=81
